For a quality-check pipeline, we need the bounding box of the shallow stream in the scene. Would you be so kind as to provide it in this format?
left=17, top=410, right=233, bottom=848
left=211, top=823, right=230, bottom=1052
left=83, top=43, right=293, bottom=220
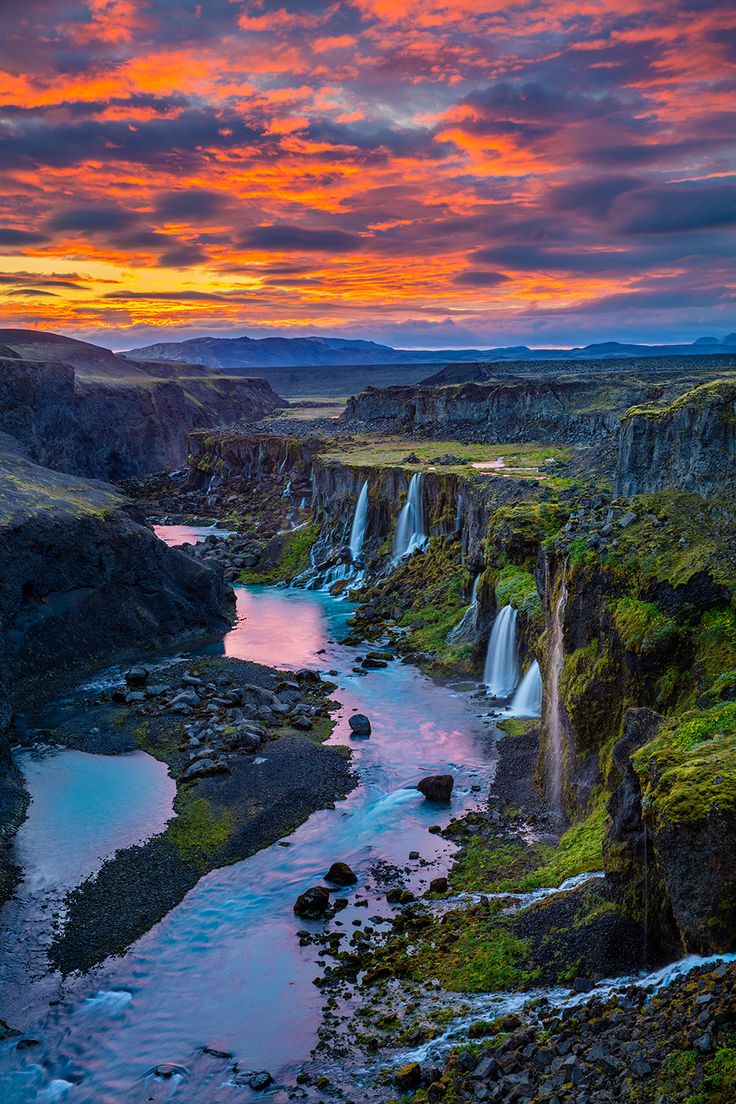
left=0, top=526, right=497, bottom=1101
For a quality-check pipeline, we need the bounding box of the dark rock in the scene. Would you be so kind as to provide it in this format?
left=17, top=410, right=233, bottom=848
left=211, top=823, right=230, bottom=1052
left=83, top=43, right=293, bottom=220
left=325, top=862, right=358, bottom=886
left=294, top=885, right=331, bottom=919
left=417, top=775, right=454, bottom=801
left=125, top=666, right=149, bottom=687
left=428, top=876, right=448, bottom=894
left=348, top=713, right=372, bottom=736
left=395, top=1062, right=422, bottom=1091
left=572, top=976, right=596, bottom=994
left=248, top=1071, right=273, bottom=1090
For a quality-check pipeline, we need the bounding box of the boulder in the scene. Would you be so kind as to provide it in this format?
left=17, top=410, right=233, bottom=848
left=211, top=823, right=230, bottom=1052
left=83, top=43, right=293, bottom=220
left=417, top=775, right=454, bottom=802
left=293, top=885, right=331, bottom=919
left=395, top=1062, right=422, bottom=1091
left=349, top=713, right=372, bottom=736
left=325, top=861, right=357, bottom=886
left=428, top=876, right=448, bottom=894
left=125, top=666, right=149, bottom=687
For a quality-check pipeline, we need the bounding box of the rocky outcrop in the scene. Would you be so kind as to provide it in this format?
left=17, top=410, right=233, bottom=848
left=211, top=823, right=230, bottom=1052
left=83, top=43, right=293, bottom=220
left=0, top=443, right=236, bottom=902
left=343, top=379, right=619, bottom=445
left=0, top=329, right=284, bottom=480
left=616, top=379, right=736, bottom=497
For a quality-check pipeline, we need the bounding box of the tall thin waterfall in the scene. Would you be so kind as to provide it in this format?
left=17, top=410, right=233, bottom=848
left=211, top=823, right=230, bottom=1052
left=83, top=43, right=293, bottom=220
left=545, top=562, right=568, bottom=814
left=483, top=605, right=519, bottom=697
left=446, top=573, right=480, bottom=644
left=455, top=493, right=463, bottom=533
left=392, top=473, right=428, bottom=559
left=349, top=481, right=369, bottom=561
left=507, top=660, right=542, bottom=717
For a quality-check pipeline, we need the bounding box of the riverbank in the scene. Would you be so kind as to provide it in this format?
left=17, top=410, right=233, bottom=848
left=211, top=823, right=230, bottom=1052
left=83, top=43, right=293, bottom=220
left=13, top=653, right=353, bottom=976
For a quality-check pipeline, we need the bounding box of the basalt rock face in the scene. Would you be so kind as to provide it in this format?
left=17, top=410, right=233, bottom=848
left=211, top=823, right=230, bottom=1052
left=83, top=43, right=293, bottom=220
left=616, top=379, right=736, bottom=498
left=343, top=379, right=618, bottom=445
left=0, top=444, right=235, bottom=733
left=0, top=329, right=284, bottom=480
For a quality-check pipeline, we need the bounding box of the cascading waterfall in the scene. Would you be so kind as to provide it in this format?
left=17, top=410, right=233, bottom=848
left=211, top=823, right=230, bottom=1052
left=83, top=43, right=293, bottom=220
left=545, top=561, right=568, bottom=815
left=349, top=481, right=369, bottom=562
left=455, top=492, right=463, bottom=533
left=446, top=573, right=480, bottom=644
left=483, top=605, right=519, bottom=698
left=281, top=480, right=292, bottom=499
left=507, top=660, right=543, bottom=717
left=392, top=472, right=428, bottom=560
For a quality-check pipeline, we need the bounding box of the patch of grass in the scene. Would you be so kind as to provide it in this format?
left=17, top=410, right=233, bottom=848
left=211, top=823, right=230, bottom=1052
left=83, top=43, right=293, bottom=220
left=634, top=702, right=736, bottom=826
left=168, top=789, right=234, bottom=869
left=238, top=523, right=319, bottom=584
left=495, top=563, right=542, bottom=618
left=613, top=597, right=678, bottom=656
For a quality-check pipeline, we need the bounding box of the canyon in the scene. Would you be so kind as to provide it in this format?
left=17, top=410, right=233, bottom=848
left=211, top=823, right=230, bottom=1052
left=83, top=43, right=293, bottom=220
left=0, top=331, right=734, bottom=1104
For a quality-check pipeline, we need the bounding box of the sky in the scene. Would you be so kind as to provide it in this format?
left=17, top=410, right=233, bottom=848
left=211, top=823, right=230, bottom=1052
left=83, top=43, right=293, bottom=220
left=0, top=0, right=734, bottom=350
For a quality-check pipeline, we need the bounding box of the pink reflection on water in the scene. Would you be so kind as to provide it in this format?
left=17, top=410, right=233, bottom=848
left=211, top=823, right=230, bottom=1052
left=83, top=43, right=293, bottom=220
left=223, top=587, right=338, bottom=670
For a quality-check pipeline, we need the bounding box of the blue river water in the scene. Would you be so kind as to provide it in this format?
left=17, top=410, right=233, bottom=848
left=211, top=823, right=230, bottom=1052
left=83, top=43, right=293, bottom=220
left=0, top=526, right=497, bottom=1102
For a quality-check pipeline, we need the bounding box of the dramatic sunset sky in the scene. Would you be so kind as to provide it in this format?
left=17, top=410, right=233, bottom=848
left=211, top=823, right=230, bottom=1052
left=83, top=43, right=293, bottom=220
left=0, top=0, right=734, bottom=348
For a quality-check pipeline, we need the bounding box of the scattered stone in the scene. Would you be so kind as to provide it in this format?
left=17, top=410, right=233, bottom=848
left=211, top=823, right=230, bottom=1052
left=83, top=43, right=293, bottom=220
left=125, top=666, right=149, bottom=687
left=349, top=713, right=372, bottom=736
left=394, top=1062, right=422, bottom=1091
left=294, top=886, right=331, bottom=919
left=417, top=774, right=454, bottom=801
left=325, top=862, right=358, bottom=886
left=428, top=876, right=448, bottom=894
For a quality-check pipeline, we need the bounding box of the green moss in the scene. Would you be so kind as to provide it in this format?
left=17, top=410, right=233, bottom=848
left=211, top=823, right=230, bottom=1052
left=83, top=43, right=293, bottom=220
left=694, top=606, right=736, bottom=686
left=613, top=597, right=678, bottom=656
left=238, top=523, right=319, bottom=584
left=486, top=499, right=568, bottom=569
left=452, top=800, right=605, bottom=895
left=496, top=717, right=538, bottom=738
left=434, top=924, right=537, bottom=992
left=634, top=702, right=736, bottom=826
left=559, top=642, right=621, bottom=759
left=494, top=563, right=542, bottom=618
left=168, top=790, right=234, bottom=869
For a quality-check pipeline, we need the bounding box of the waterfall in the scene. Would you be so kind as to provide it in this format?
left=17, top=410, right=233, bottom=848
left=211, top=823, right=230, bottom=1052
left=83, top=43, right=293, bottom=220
left=349, top=481, right=369, bottom=562
left=483, top=605, right=519, bottom=698
left=281, top=480, right=292, bottom=499
left=545, top=563, right=568, bottom=815
left=507, top=660, right=542, bottom=717
left=455, top=493, right=463, bottom=533
left=392, top=473, right=428, bottom=560
left=446, top=573, right=480, bottom=644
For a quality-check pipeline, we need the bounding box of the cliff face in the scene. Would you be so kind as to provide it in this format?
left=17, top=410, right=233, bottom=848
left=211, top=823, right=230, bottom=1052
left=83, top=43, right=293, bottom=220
left=0, top=443, right=236, bottom=902
left=344, top=379, right=620, bottom=445
left=616, top=379, right=736, bottom=498
left=0, top=329, right=285, bottom=480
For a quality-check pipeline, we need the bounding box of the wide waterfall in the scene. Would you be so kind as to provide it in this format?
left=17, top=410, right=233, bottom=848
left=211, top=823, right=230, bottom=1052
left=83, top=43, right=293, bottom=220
left=507, top=659, right=543, bottom=717
left=349, top=481, right=369, bottom=561
left=545, top=563, right=568, bottom=814
left=392, top=472, right=428, bottom=559
left=483, top=605, right=519, bottom=697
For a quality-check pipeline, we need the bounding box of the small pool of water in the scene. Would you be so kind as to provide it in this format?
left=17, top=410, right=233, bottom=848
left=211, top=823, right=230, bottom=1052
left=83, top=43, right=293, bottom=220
left=153, top=524, right=233, bottom=547
left=0, top=526, right=496, bottom=1102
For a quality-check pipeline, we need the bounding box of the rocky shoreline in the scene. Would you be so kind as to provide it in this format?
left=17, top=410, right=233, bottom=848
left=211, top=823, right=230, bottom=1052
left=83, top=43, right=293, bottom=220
left=16, top=654, right=355, bottom=975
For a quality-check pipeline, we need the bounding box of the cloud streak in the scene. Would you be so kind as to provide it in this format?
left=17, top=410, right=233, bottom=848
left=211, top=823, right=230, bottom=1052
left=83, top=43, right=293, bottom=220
left=0, top=0, right=733, bottom=346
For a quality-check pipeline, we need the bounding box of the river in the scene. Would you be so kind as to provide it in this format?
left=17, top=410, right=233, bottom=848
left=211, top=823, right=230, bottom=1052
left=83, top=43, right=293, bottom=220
left=0, top=525, right=497, bottom=1102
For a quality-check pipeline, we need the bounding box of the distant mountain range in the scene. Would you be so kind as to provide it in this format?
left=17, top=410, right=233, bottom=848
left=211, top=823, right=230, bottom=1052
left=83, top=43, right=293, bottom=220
left=124, top=332, right=736, bottom=371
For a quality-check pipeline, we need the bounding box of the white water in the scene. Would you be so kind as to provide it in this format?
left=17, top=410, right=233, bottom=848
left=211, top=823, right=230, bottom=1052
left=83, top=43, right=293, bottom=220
left=483, top=605, right=519, bottom=698
left=545, top=563, right=568, bottom=813
left=446, top=574, right=480, bottom=644
left=506, top=660, right=543, bottom=717
left=392, top=473, right=428, bottom=560
left=0, top=568, right=496, bottom=1102
left=349, top=481, right=369, bottom=562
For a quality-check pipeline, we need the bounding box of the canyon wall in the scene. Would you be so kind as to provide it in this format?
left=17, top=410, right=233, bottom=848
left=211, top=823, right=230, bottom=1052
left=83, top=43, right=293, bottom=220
left=616, top=379, right=736, bottom=497
left=0, top=334, right=284, bottom=481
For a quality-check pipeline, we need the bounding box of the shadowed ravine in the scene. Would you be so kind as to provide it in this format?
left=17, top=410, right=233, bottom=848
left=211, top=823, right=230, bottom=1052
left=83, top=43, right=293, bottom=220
left=0, top=527, right=497, bottom=1102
